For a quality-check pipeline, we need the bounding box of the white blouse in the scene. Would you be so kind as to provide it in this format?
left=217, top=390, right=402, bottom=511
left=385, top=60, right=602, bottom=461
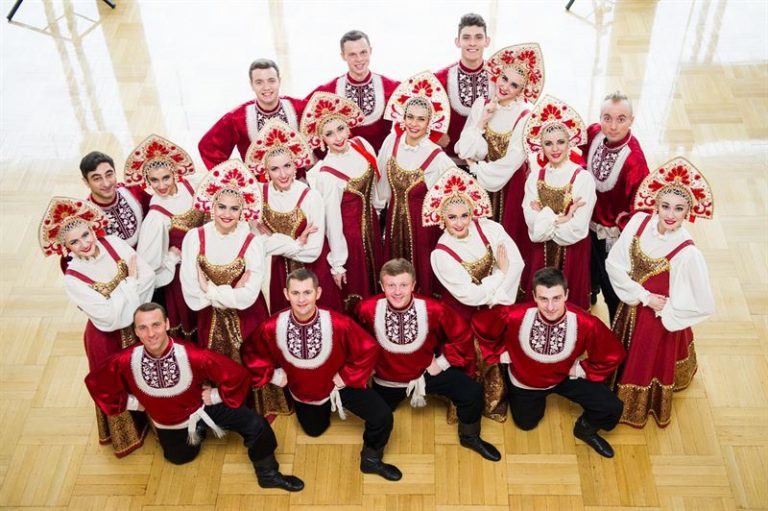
left=136, top=180, right=198, bottom=288
left=307, top=138, right=380, bottom=275
left=374, top=132, right=454, bottom=211
left=431, top=218, right=523, bottom=307
left=606, top=212, right=715, bottom=332
left=259, top=181, right=325, bottom=264
left=455, top=97, right=532, bottom=192
left=180, top=221, right=266, bottom=311
left=522, top=160, right=597, bottom=245
left=64, top=235, right=155, bottom=332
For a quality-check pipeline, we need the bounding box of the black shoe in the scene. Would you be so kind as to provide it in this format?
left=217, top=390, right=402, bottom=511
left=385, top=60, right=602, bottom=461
left=254, top=454, right=305, bottom=492
left=573, top=417, right=615, bottom=458
left=458, top=420, right=501, bottom=462
left=360, top=445, right=402, bottom=481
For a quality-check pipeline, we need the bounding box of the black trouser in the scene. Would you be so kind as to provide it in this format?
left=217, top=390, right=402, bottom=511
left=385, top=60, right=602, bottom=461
left=506, top=373, right=623, bottom=432
left=293, top=387, right=393, bottom=450
left=372, top=367, right=483, bottom=424
left=590, top=231, right=620, bottom=321
left=156, top=404, right=277, bottom=465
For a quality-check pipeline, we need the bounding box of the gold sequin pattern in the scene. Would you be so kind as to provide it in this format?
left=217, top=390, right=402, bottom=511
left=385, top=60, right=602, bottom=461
left=461, top=243, right=496, bottom=284
left=95, top=405, right=148, bottom=457
left=253, top=385, right=292, bottom=416
left=90, top=260, right=129, bottom=298
left=170, top=207, right=205, bottom=233
left=386, top=157, right=425, bottom=263
left=262, top=200, right=307, bottom=239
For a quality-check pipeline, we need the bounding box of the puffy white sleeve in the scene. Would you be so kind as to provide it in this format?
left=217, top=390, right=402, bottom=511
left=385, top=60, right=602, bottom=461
left=522, top=170, right=557, bottom=242
left=263, top=190, right=325, bottom=263
left=204, top=237, right=265, bottom=310
left=113, top=237, right=155, bottom=304
left=373, top=132, right=396, bottom=209
left=315, top=173, right=348, bottom=275
left=454, top=98, right=489, bottom=160
left=551, top=170, right=596, bottom=246
left=431, top=248, right=503, bottom=307
left=180, top=227, right=210, bottom=311
left=423, top=150, right=456, bottom=188
left=64, top=277, right=138, bottom=331
left=660, top=246, right=715, bottom=331
left=469, top=112, right=530, bottom=193
left=137, top=211, right=179, bottom=288
left=305, top=160, right=323, bottom=189
left=606, top=213, right=651, bottom=306
left=483, top=219, right=524, bottom=305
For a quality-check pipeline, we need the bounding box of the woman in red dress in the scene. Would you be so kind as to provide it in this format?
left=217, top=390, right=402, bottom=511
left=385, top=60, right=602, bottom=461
left=129, top=134, right=203, bottom=339
left=40, top=197, right=153, bottom=457
left=607, top=157, right=715, bottom=427
left=302, top=91, right=383, bottom=312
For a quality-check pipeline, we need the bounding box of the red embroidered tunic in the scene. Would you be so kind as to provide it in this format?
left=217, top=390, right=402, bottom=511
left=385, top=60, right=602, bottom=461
left=356, top=294, right=476, bottom=385
left=473, top=303, right=625, bottom=390
left=243, top=308, right=380, bottom=404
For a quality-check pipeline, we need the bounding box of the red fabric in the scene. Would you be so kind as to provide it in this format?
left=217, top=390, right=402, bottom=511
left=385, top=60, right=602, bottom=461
left=198, top=97, right=306, bottom=170
left=349, top=137, right=380, bottom=179
left=434, top=62, right=487, bottom=160
left=616, top=217, right=695, bottom=392
left=473, top=303, right=625, bottom=389
left=243, top=309, right=380, bottom=403
left=499, top=160, right=533, bottom=300
left=356, top=294, right=476, bottom=381
left=83, top=320, right=129, bottom=371
left=123, top=183, right=151, bottom=216
left=308, top=73, right=399, bottom=152
left=581, top=123, right=650, bottom=229
left=85, top=339, right=252, bottom=423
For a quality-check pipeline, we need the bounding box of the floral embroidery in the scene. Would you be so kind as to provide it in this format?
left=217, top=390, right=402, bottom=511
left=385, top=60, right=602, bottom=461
left=256, top=107, right=289, bottom=132
left=385, top=303, right=419, bottom=345
left=344, top=80, right=376, bottom=117
left=456, top=67, right=488, bottom=109
left=286, top=314, right=323, bottom=360
left=591, top=141, right=622, bottom=182
left=529, top=313, right=568, bottom=355
left=102, top=192, right=139, bottom=241
left=140, top=349, right=181, bottom=389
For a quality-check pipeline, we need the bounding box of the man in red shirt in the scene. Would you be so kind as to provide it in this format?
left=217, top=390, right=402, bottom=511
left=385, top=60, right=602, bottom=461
left=85, top=303, right=304, bottom=492
left=473, top=268, right=625, bottom=458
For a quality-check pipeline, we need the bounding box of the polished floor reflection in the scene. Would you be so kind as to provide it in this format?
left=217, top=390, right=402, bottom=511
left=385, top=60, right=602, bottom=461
left=1, top=0, right=767, bottom=509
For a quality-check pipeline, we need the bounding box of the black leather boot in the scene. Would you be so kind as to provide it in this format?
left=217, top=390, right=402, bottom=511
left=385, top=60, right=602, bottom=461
left=458, top=420, right=501, bottom=461
left=253, top=454, right=305, bottom=492
left=360, top=445, right=402, bottom=481
left=573, top=416, right=614, bottom=458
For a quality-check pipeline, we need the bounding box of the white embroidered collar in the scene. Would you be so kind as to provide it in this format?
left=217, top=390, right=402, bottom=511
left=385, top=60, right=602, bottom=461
left=131, top=342, right=194, bottom=398
left=275, top=309, right=334, bottom=369
left=518, top=307, right=579, bottom=364
left=373, top=297, right=429, bottom=354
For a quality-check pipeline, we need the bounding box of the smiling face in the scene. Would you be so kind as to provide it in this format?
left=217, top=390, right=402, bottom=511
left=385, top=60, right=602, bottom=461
left=341, top=37, right=371, bottom=81
left=212, top=191, right=242, bottom=234
left=381, top=272, right=416, bottom=310
left=321, top=118, right=350, bottom=154
left=250, top=66, right=281, bottom=110
left=284, top=277, right=322, bottom=322
left=443, top=200, right=472, bottom=239
left=533, top=284, right=569, bottom=322
left=455, top=25, right=489, bottom=67
left=134, top=308, right=170, bottom=358
left=495, top=67, right=526, bottom=105
left=656, top=190, right=689, bottom=234
left=541, top=127, right=570, bottom=167
left=62, top=222, right=99, bottom=258
left=84, top=162, right=117, bottom=203
left=266, top=151, right=296, bottom=191
left=600, top=99, right=634, bottom=144
left=403, top=102, right=430, bottom=145
left=145, top=164, right=177, bottom=197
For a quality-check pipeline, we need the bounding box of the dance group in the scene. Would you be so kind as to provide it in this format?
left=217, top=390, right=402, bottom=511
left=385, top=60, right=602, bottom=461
left=39, top=14, right=716, bottom=492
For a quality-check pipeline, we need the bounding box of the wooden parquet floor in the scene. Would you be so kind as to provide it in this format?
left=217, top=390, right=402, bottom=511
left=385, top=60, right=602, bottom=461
left=1, top=1, right=766, bottom=509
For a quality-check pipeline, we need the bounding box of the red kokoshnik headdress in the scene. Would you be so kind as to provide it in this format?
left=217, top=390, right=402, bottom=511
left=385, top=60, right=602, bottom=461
left=245, top=119, right=312, bottom=182
left=193, top=160, right=262, bottom=222
left=634, top=156, right=714, bottom=222
left=384, top=71, right=450, bottom=143
left=299, top=92, right=365, bottom=150
left=486, top=42, right=545, bottom=102
left=39, top=197, right=109, bottom=256
left=422, top=167, right=492, bottom=227
left=523, top=94, right=586, bottom=168
left=123, top=134, right=195, bottom=191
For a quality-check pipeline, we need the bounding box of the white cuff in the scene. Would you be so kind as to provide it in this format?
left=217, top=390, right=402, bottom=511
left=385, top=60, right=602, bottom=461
left=569, top=360, right=587, bottom=380
left=435, top=355, right=451, bottom=371
left=209, top=388, right=222, bottom=405
left=500, top=351, right=511, bottom=364
left=126, top=394, right=144, bottom=411
left=639, top=289, right=651, bottom=307
left=270, top=368, right=286, bottom=386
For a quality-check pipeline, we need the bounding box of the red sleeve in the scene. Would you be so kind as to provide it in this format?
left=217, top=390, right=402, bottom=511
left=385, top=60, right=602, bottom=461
left=286, top=96, right=306, bottom=122
left=353, top=296, right=378, bottom=331
left=200, top=347, right=252, bottom=407
left=623, top=142, right=650, bottom=217
left=471, top=305, right=513, bottom=365
left=198, top=109, right=240, bottom=170
left=337, top=313, right=380, bottom=388
left=241, top=320, right=278, bottom=388
left=84, top=352, right=130, bottom=416
left=579, top=123, right=602, bottom=160
left=304, top=78, right=337, bottom=101
left=433, top=65, right=450, bottom=89
left=380, top=75, right=401, bottom=102
left=124, top=185, right=151, bottom=215
left=579, top=313, right=626, bottom=382
left=433, top=301, right=475, bottom=372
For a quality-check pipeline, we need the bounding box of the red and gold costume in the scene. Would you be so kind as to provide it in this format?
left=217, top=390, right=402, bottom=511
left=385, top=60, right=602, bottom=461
left=129, top=135, right=203, bottom=338
left=302, top=92, right=384, bottom=311
left=607, top=158, right=714, bottom=427
left=40, top=198, right=153, bottom=457
left=522, top=96, right=594, bottom=308
left=435, top=61, right=493, bottom=162
left=377, top=72, right=454, bottom=297
left=309, top=72, right=399, bottom=151
left=456, top=44, right=545, bottom=298
left=180, top=161, right=269, bottom=363
left=88, top=183, right=149, bottom=249
left=198, top=96, right=305, bottom=172
left=243, top=308, right=380, bottom=404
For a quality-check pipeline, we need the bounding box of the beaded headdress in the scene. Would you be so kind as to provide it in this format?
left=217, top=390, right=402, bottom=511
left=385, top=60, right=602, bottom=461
left=300, top=92, right=365, bottom=150
left=245, top=119, right=312, bottom=182
left=384, top=71, right=450, bottom=141
left=523, top=94, right=586, bottom=158
left=634, top=157, right=714, bottom=222
left=123, top=134, right=195, bottom=191
left=422, top=167, right=492, bottom=227
left=193, top=160, right=261, bottom=222
left=39, top=197, right=109, bottom=256
left=486, top=43, right=545, bottom=102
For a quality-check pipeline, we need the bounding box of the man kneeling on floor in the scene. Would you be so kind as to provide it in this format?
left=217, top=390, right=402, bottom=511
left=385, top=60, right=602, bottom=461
left=85, top=302, right=304, bottom=492
left=473, top=267, right=626, bottom=458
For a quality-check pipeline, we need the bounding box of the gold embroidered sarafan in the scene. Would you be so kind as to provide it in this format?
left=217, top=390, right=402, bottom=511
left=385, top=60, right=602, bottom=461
left=537, top=176, right=575, bottom=269
left=261, top=195, right=308, bottom=274
left=462, top=243, right=496, bottom=284
left=346, top=165, right=378, bottom=291
left=386, top=157, right=424, bottom=262
left=484, top=126, right=513, bottom=162
left=86, top=259, right=135, bottom=349
left=197, top=253, right=247, bottom=363
left=170, top=208, right=204, bottom=232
